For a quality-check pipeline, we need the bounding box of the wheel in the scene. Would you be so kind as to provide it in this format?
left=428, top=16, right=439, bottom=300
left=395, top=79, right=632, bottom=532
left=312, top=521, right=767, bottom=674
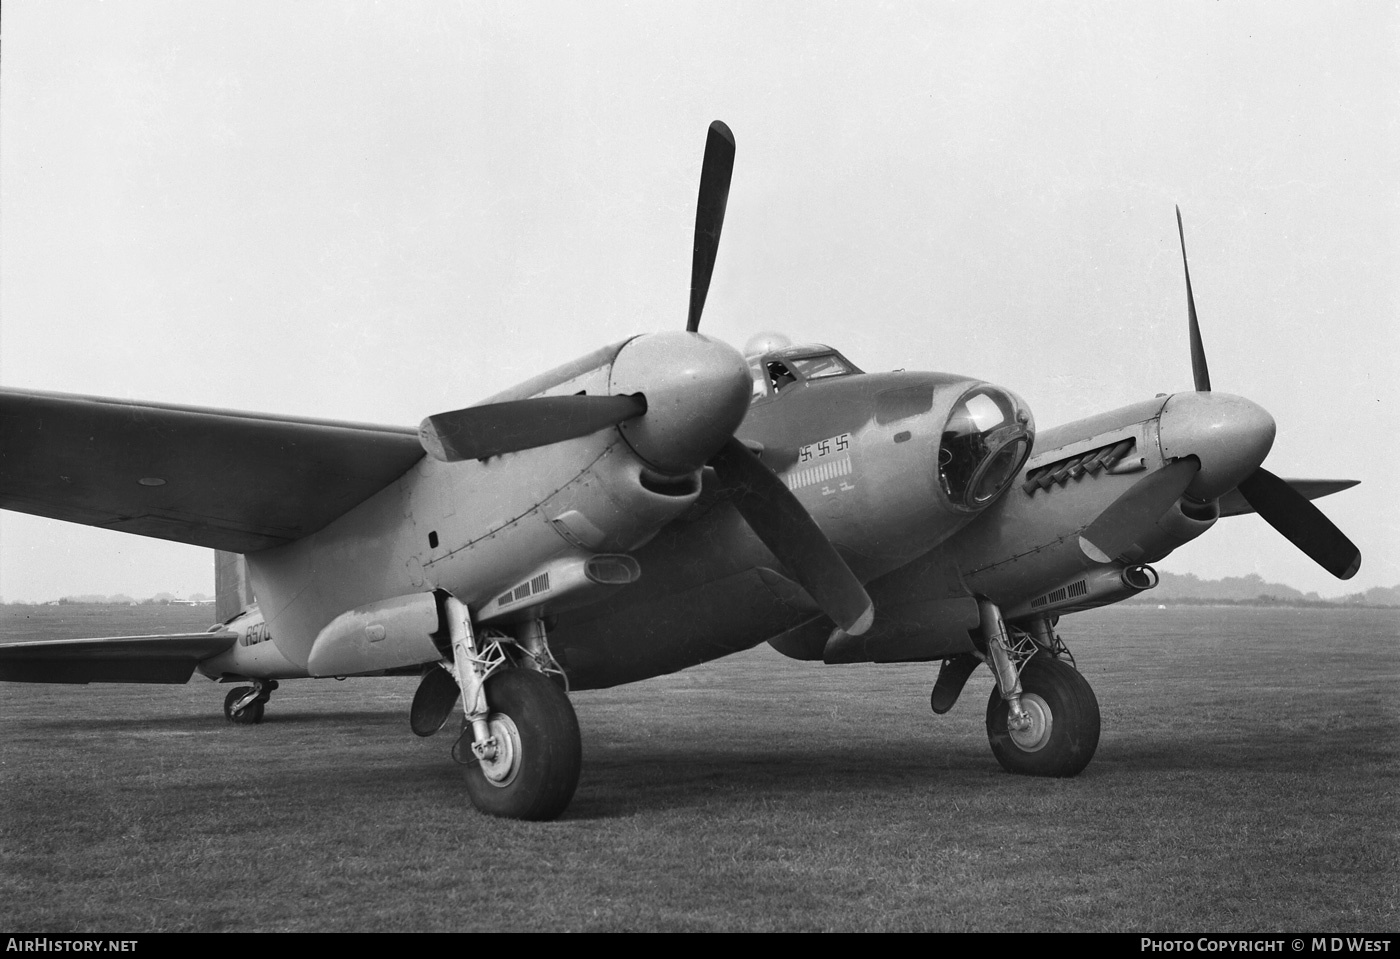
left=462, top=668, right=582, bottom=821
left=224, top=687, right=265, bottom=726
left=986, top=653, right=1099, bottom=777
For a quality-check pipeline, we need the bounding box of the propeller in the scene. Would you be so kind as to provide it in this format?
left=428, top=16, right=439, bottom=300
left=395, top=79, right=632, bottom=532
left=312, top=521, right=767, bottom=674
left=1176, top=206, right=1211, bottom=393
left=1171, top=209, right=1360, bottom=579
left=419, top=394, right=647, bottom=463
left=1236, top=467, right=1361, bottom=579
left=710, top=436, right=874, bottom=635
left=423, top=121, right=875, bottom=630
left=688, top=125, right=870, bottom=634
left=687, top=121, right=736, bottom=333
left=422, top=121, right=739, bottom=464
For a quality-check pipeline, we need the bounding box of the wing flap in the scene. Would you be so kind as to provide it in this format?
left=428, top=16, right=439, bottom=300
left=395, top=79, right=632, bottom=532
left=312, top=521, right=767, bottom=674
left=0, top=632, right=238, bottom=684
left=1, top=388, right=425, bottom=552
left=1219, top=478, right=1358, bottom=517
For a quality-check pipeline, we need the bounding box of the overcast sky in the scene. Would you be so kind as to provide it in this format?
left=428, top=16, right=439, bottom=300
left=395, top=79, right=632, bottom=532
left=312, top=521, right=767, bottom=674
left=1, top=1, right=1396, bottom=602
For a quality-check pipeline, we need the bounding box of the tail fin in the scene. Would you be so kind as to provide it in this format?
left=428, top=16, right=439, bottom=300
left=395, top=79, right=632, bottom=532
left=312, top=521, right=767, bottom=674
left=215, top=551, right=256, bottom=623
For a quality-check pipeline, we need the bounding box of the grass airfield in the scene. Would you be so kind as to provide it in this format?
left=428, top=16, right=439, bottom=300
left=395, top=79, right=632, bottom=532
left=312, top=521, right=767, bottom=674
left=1, top=603, right=1395, bottom=932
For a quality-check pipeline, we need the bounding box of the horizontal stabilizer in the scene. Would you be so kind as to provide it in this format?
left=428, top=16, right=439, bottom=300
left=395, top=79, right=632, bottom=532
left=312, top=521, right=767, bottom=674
left=1218, top=478, right=1358, bottom=517
left=0, top=632, right=237, bottom=684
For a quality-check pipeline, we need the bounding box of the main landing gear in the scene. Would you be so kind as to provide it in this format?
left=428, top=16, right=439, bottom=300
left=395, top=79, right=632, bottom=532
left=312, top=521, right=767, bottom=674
left=223, top=680, right=278, bottom=725
left=933, top=602, right=1100, bottom=777
left=421, top=597, right=581, bottom=821
left=985, top=654, right=1099, bottom=777
left=459, top=668, right=581, bottom=819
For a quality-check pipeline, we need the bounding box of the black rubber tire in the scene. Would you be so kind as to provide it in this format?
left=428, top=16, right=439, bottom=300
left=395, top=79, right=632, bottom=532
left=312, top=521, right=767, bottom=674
left=223, top=686, right=263, bottom=725
left=463, top=668, right=582, bottom=821
left=986, top=654, right=1099, bottom=777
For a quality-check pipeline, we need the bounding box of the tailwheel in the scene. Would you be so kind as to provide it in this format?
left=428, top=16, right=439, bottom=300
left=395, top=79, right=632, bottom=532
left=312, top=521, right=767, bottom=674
left=223, top=680, right=276, bottom=726
left=223, top=686, right=264, bottom=725
left=461, top=668, right=582, bottom=821
left=986, top=654, right=1099, bottom=777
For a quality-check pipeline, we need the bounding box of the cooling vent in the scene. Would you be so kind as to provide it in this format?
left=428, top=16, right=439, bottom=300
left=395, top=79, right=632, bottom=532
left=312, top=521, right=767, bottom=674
left=1030, top=579, right=1087, bottom=609
left=1023, top=439, right=1135, bottom=495
left=500, top=571, right=553, bottom=608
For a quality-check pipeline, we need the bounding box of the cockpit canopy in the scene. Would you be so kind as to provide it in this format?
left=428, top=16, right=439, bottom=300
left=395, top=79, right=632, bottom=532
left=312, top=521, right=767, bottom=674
left=939, top=387, right=1033, bottom=510
left=748, top=345, right=861, bottom=401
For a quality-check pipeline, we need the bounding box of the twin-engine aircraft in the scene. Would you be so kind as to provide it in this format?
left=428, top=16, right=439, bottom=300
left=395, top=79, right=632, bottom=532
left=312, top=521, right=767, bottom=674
left=0, top=122, right=1361, bottom=820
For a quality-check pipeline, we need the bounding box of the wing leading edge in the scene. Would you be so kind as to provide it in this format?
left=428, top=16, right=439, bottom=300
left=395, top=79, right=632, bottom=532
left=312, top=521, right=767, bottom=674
left=0, top=632, right=238, bottom=684
left=0, top=388, right=425, bottom=552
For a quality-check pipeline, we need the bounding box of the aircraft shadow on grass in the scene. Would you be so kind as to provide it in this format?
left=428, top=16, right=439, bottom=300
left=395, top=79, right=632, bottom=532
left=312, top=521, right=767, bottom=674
left=12, top=711, right=1379, bottom=820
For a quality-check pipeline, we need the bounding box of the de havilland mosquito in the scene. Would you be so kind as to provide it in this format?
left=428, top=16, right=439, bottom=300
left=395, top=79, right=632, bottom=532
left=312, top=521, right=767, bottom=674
left=0, top=123, right=1360, bottom=820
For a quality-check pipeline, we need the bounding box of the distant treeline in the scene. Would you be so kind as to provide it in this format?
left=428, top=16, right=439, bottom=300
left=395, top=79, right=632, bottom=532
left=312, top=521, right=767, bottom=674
left=5, top=595, right=213, bottom=606
left=1121, top=594, right=1399, bottom=610
left=1113, top=571, right=1400, bottom=609
left=7, top=573, right=1398, bottom=610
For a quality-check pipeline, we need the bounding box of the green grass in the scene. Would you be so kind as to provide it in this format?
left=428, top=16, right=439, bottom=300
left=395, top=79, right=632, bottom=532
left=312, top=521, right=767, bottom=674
left=0, top=604, right=1395, bottom=931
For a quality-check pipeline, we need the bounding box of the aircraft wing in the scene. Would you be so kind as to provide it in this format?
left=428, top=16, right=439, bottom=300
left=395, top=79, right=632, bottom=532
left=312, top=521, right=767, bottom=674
left=1218, top=478, right=1358, bottom=517
left=0, top=388, right=425, bottom=552
left=0, top=632, right=238, bottom=683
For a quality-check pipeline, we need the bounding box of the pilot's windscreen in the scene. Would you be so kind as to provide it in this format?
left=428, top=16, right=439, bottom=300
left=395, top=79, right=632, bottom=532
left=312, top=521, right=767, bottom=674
left=789, top=354, right=852, bottom=380
left=748, top=358, right=770, bottom=399
left=767, top=361, right=797, bottom=391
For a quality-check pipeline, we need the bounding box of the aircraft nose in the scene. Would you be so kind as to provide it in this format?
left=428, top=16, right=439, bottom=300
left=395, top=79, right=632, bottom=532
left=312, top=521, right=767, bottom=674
left=609, top=330, right=752, bottom=474
left=1158, top=392, right=1276, bottom=501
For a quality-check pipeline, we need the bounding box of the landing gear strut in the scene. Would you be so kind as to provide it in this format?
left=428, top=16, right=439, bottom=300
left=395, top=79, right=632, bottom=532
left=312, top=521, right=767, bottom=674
left=442, top=597, right=581, bottom=821
left=223, top=680, right=277, bottom=725
left=978, top=602, right=1099, bottom=777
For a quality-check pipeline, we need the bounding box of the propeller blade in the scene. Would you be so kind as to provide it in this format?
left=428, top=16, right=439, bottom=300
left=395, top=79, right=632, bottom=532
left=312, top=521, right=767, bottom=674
left=1236, top=466, right=1361, bottom=579
left=710, top=436, right=874, bottom=635
left=1175, top=206, right=1212, bottom=392
left=686, top=121, right=736, bottom=333
left=419, top=394, right=646, bottom=462
left=1079, top=458, right=1201, bottom=563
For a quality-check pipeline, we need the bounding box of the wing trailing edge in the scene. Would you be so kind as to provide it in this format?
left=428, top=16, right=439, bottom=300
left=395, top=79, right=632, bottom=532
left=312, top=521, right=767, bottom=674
left=1218, top=478, right=1358, bottom=518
